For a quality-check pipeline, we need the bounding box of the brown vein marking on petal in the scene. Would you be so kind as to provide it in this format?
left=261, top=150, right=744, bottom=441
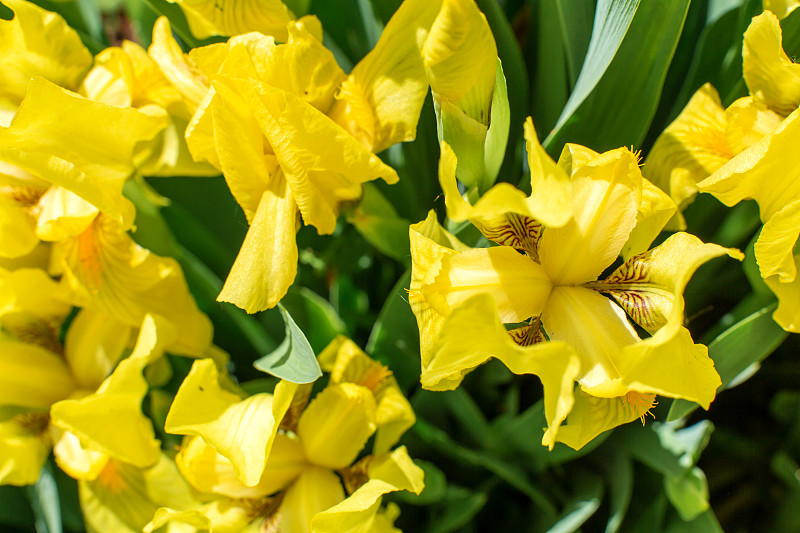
left=1, top=185, right=44, bottom=208
left=279, top=384, right=313, bottom=433
left=5, top=317, right=63, bottom=356
left=15, top=411, right=51, bottom=438
left=246, top=493, right=282, bottom=526
left=584, top=251, right=671, bottom=332
left=507, top=316, right=545, bottom=346
left=76, top=220, right=104, bottom=293
left=478, top=213, right=543, bottom=262
left=338, top=455, right=373, bottom=495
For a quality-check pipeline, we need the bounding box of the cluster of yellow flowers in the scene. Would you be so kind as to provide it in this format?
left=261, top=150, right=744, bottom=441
left=2, top=0, right=796, bottom=530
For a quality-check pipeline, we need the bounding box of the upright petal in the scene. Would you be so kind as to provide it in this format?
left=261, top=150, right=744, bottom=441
left=297, top=383, right=377, bottom=470
left=240, top=79, right=399, bottom=234
left=524, top=118, right=573, bottom=227
left=50, top=357, right=161, bottom=468
left=765, top=254, right=800, bottom=332
left=329, top=0, right=436, bottom=152
left=643, top=84, right=731, bottom=226
left=278, top=467, right=344, bottom=533
left=755, top=198, right=800, bottom=281
left=311, top=446, right=424, bottom=533
left=539, top=148, right=641, bottom=285
left=169, top=0, right=295, bottom=40
left=165, top=359, right=296, bottom=487
left=63, top=309, right=131, bottom=390
left=743, top=10, right=800, bottom=116
left=621, top=178, right=677, bottom=259
left=0, top=0, right=92, bottom=105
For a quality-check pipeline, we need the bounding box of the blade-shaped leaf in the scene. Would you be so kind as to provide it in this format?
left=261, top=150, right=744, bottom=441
left=546, top=0, right=640, bottom=143
left=253, top=304, right=322, bottom=384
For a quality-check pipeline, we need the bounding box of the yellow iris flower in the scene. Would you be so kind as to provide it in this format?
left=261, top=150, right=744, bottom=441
left=696, top=11, right=800, bottom=332
left=156, top=339, right=422, bottom=532
left=409, top=130, right=740, bottom=450
left=175, top=0, right=496, bottom=313
left=168, top=0, right=296, bottom=41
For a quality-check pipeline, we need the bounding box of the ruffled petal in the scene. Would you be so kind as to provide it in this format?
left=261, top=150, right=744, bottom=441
left=297, top=383, right=377, bottom=470
left=50, top=357, right=161, bottom=468
left=766, top=254, right=800, bottom=332
left=165, top=359, right=296, bottom=487
left=421, top=293, right=580, bottom=447
left=755, top=198, right=800, bottom=282
left=588, top=232, right=742, bottom=333
left=547, top=388, right=655, bottom=450
left=539, top=148, right=642, bottom=285
left=63, top=309, right=132, bottom=389
left=329, top=0, right=435, bottom=152
left=278, top=466, right=344, bottom=533
left=725, top=96, right=782, bottom=154
left=743, top=10, right=800, bottom=116
left=57, top=215, right=212, bottom=357
left=0, top=408, right=51, bottom=486
left=311, top=446, right=424, bottom=533
left=170, top=0, right=295, bottom=41
left=0, top=0, right=92, bottom=104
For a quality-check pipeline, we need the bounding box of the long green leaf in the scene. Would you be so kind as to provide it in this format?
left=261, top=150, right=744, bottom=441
left=545, top=0, right=640, bottom=144
left=253, top=304, right=322, bottom=383
left=26, top=463, right=61, bottom=533
left=545, top=0, right=690, bottom=153
left=668, top=303, right=788, bottom=421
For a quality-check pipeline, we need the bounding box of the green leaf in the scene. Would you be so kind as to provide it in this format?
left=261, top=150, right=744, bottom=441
left=141, top=0, right=202, bottom=48
left=555, top=0, right=595, bottom=87
left=529, top=0, right=570, bottom=138
left=664, top=508, right=724, bottom=533
left=253, top=304, right=322, bottom=384
left=441, top=388, right=491, bottom=448
left=664, top=467, right=710, bottom=521
left=427, top=485, right=488, bottom=533
left=668, top=303, right=788, bottom=421
left=346, top=183, right=411, bottom=263
left=601, top=447, right=634, bottom=533
left=26, top=462, right=61, bottom=533
left=546, top=470, right=604, bottom=533
left=366, top=271, right=420, bottom=390
left=0, top=485, right=33, bottom=528
left=545, top=0, right=690, bottom=153
left=545, top=0, right=640, bottom=145
left=280, top=286, right=347, bottom=353
left=393, top=459, right=447, bottom=505
left=482, top=59, right=510, bottom=191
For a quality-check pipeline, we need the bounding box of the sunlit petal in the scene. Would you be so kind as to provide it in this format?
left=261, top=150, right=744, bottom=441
left=279, top=466, right=344, bottom=533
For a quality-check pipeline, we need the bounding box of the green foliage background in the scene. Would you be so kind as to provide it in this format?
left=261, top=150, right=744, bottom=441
left=1, top=0, right=799, bottom=532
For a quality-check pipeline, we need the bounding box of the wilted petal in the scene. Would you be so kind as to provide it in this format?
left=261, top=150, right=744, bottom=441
left=217, top=177, right=299, bottom=313
left=743, top=10, right=800, bottom=116
left=539, top=148, right=641, bottom=285
left=238, top=78, right=398, bottom=234
left=297, top=383, right=377, bottom=470
left=0, top=0, right=92, bottom=104
left=165, top=359, right=296, bottom=487
left=311, top=446, right=424, bottom=533
left=589, top=232, right=742, bottom=333
left=422, top=293, right=579, bottom=446
left=50, top=357, right=161, bottom=468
